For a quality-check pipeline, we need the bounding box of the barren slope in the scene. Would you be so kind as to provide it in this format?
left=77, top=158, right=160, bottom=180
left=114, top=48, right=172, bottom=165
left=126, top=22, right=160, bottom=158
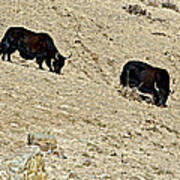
left=0, top=0, right=180, bottom=179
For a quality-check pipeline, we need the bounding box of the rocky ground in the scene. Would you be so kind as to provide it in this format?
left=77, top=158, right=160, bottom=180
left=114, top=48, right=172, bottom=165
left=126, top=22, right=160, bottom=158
left=0, top=0, right=180, bottom=179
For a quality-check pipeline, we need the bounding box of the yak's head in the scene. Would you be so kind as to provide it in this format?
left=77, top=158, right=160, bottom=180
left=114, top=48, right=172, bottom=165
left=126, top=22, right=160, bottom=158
left=155, top=85, right=170, bottom=107
left=53, top=52, right=72, bottom=74
left=154, top=70, right=170, bottom=107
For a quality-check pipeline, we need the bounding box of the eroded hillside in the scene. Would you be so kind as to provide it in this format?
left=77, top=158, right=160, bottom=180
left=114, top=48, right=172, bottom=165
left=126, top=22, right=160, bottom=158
left=0, top=0, right=180, bottom=179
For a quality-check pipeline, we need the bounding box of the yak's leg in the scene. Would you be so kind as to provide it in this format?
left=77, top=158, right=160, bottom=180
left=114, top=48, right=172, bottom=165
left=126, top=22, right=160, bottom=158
left=1, top=53, right=12, bottom=62
left=36, top=58, right=44, bottom=70
left=7, top=53, right=12, bottom=62
left=153, top=90, right=160, bottom=106
left=2, top=53, right=6, bottom=61
left=0, top=47, right=3, bottom=60
left=1, top=50, right=8, bottom=61
left=6, top=47, right=16, bottom=62
left=45, top=58, right=53, bottom=72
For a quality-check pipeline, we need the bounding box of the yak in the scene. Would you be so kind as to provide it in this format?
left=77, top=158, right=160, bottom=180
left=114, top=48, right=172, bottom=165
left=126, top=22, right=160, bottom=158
left=120, top=61, right=171, bottom=107
left=0, top=26, right=72, bottom=74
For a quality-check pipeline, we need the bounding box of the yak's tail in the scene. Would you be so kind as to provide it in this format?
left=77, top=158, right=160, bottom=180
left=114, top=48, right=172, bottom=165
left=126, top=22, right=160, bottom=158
left=120, top=64, right=130, bottom=87
left=0, top=42, right=2, bottom=55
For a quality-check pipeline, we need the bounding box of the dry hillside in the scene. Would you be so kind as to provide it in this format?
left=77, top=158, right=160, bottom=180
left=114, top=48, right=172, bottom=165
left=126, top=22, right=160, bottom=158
left=0, top=0, right=180, bottom=179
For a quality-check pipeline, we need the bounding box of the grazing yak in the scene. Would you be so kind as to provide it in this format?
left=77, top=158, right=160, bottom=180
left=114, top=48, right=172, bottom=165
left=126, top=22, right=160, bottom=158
left=120, top=61, right=171, bottom=107
left=0, top=26, right=72, bottom=74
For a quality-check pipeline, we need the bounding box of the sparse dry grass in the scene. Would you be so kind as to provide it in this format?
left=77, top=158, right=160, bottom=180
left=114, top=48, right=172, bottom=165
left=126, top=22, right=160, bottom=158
left=0, top=0, right=180, bottom=179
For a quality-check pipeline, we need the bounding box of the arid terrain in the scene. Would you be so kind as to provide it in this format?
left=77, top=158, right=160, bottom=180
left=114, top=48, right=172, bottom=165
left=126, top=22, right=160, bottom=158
left=0, top=0, right=180, bottom=179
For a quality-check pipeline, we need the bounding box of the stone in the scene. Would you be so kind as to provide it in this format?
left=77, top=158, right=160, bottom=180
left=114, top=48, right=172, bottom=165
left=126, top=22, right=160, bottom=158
left=27, top=132, right=57, bottom=151
left=0, top=146, right=48, bottom=179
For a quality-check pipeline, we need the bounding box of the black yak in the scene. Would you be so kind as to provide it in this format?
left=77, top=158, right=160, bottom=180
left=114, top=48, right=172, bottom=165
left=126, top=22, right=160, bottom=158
left=0, top=26, right=72, bottom=74
left=120, top=61, right=171, bottom=107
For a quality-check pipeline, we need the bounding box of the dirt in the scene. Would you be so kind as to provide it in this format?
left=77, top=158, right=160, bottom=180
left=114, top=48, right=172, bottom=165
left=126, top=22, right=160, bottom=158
left=0, top=0, right=180, bottom=179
